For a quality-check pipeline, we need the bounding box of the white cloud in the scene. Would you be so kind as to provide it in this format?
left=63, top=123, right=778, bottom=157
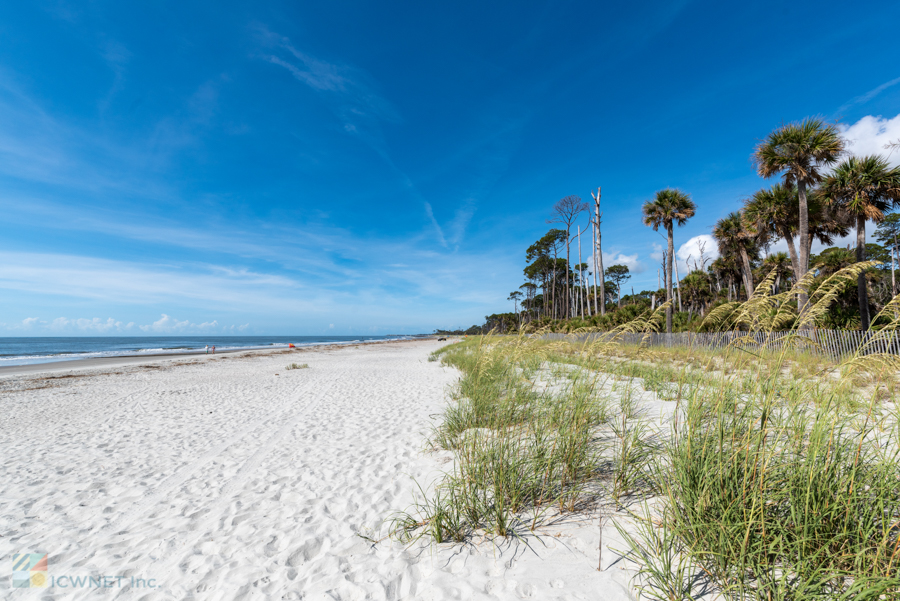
left=57, top=317, right=133, bottom=333
left=139, top=314, right=190, bottom=333
left=650, top=243, right=664, bottom=262
left=602, top=252, right=645, bottom=275
left=22, top=317, right=39, bottom=328
left=839, top=113, right=900, bottom=166
left=677, top=235, right=719, bottom=275
left=137, top=315, right=223, bottom=333
left=765, top=228, right=878, bottom=258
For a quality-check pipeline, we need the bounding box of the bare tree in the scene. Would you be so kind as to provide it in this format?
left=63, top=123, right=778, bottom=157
left=591, top=220, right=598, bottom=315
left=885, top=139, right=900, bottom=155
left=659, top=252, right=667, bottom=296
left=591, top=188, right=605, bottom=315
left=548, top=195, right=589, bottom=319
left=697, top=239, right=710, bottom=270
left=577, top=226, right=588, bottom=318
left=673, top=254, right=683, bottom=312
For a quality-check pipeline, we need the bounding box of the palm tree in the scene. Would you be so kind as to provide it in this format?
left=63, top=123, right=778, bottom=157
left=744, top=184, right=802, bottom=283
left=814, top=247, right=855, bottom=277
left=642, top=188, right=696, bottom=333
left=713, top=211, right=757, bottom=300
left=753, top=118, right=844, bottom=313
left=806, top=188, right=852, bottom=255
left=875, top=212, right=900, bottom=297
left=761, top=252, right=792, bottom=294
left=820, top=155, right=900, bottom=329
left=710, top=255, right=741, bottom=301
left=743, top=184, right=850, bottom=283
left=680, top=270, right=712, bottom=318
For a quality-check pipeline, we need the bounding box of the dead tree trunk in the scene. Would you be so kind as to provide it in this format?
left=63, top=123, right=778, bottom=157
left=591, top=187, right=605, bottom=315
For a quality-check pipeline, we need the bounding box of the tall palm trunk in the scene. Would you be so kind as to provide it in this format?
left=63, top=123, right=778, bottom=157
left=666, top=223, right=674, bottom=334
left=857, top=214, right=870, bottom=330
left=782, top=231, right=801, bottom=285
left=797, top=180, right=811, bottom=316
left=740, top=248, right=754, bottom=299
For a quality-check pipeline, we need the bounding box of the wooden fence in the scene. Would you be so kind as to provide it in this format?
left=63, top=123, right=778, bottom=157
left=539, top=330, right=900, bottom=361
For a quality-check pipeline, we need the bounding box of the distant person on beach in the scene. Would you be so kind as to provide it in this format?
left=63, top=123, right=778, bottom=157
left=212, top=346, right=216, bottom=354
left=205, top=345, right=209, bottom=354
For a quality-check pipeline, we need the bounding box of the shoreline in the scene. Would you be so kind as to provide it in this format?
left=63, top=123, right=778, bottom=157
left=0, top=336, right=439, bottom=378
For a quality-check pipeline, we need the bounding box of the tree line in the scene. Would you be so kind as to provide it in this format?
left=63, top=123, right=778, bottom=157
left=478, top=118, right=900, bottom=334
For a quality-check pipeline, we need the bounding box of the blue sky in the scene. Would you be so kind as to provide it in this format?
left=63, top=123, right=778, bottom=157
left=1, top=1, right=899, bottom=335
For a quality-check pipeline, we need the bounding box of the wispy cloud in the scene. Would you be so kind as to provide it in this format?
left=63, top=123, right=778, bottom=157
left=423, top=202, right=448, bottom=248
left=447, top=200, right=477, bottom=248
left=422, top=200, right=478, bottom=251
left=0, top=70, right=215, bottom=197
left=0, top=195, right=503, bottom=297
left=266, top=54, right=348, bottom=93
left=256, top=26, right=399, bottom=131
left=0, top=251, right=304, bottom=308
left=837, top=76, right=900, bottom=114
left=1, top=314, right=251, bottom=334
left=0, top=240, right=520, bottom=330
left=98, top=38, right=131, bottom=114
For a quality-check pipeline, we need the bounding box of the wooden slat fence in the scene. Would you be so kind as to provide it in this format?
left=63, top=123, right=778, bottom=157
left=538, top=330, right=900, bottom=361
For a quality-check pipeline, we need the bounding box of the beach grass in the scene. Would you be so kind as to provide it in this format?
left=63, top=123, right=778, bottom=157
left=394, top=262, right=900, bottom=598
left=392, top=334, right=622, bottom=541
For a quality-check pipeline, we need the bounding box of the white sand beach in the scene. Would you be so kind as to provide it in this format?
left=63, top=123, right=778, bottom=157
left=0, top=340, right=638, bottom=600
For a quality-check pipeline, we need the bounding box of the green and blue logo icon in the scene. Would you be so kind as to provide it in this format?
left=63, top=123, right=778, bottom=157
left=12, top=553, right=48, bottom=588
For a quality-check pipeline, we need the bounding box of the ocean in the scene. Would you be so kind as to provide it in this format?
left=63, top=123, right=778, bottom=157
left=0, top=335, right=415, bottom=367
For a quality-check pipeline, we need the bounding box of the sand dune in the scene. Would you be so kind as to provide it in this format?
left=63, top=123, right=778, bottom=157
left=0, top=340, right=636, bottom=600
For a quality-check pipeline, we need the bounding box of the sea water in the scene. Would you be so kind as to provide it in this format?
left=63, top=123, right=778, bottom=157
left=0, top=335, right=413, bottom=366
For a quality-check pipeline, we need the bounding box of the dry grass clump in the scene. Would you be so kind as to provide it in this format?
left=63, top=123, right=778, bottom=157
left=285, top=363, right=309, bottom=370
